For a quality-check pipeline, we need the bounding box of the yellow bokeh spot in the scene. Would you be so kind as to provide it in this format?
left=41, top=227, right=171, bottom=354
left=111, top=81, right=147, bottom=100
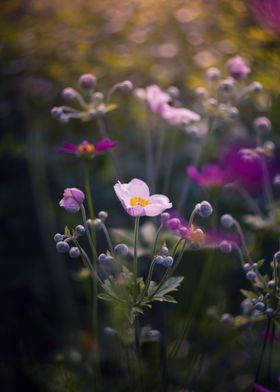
left=130, top=197, right=150, bottom=207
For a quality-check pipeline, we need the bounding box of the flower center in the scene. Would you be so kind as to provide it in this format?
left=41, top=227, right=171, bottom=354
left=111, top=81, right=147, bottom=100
left=130, top=196, right=150, bottom=207
left=78, top=142, right=95, bottom=154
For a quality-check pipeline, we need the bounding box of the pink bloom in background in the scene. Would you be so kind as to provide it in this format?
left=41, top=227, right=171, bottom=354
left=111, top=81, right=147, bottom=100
left=253, top=383, right=273, bottom=392
left=58, top=138, right=117, bottom=157
left=187, top=164, right=225, bottom=188
left=250, top=0, right=280, bottom=35
left=226, top=55, right=251, bottom=80
left=59, top=188, right=85, bottom=213
left=114, top=178, right=172, bottom=217
left=134, top=84, right=200, bottom=126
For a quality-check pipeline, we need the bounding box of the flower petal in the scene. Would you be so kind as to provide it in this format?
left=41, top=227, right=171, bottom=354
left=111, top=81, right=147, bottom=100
left=57, top=142, right=79, bottom=154
left=95, top=138, right=118, bottom=152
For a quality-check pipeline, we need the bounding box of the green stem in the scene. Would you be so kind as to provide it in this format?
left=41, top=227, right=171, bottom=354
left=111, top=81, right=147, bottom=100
left=133, top=216, right=140, bottom=301
left=152, top=224, right=163, bottom=255
left=233, top=219, right=252, bottom=264
left=136, top=258, right=157, bottom=305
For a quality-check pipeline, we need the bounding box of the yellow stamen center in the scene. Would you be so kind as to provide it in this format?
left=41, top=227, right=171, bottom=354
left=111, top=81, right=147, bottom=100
left=78, top=143, right=95, bottom=154
left=130, top=196, right=150, bottom=207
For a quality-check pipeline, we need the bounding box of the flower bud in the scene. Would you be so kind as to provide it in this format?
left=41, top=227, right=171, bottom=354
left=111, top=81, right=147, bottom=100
left=98, top=211, right=108, bottom=221
left=96, top=104, right=106, bottom=116
left=219, top=78, right=234, bottom=93
left=220, top=214, right=234, bottom=228
left=59, top=114, right=70, bottom=124
left=161, top=212, right=170, bottom=224
left=75, top=225, right=86, bottom=235
left=119, top=80, right=133, bottom=92
left=228, top=107, right=239, bottom=120
left=155, top=255, right=164, bottom=265
left=221, top=313, right=233, bottom=324
left=161, top=246, right=169, bottom=256
left=206, top=67, right=221, bottom=81
left=274, top=251, right=280, bottom=263
left=91, top=92, right=104, bottom=103
left=54, top=233, right=64, bottom=242
left=51, top=107, right=63, bottom=118
left=69, top=247, right=80, bottom=258
left=255, top=302, right=265, bottom=312
left=195, top=87, right=207, bottom=98
left=59, top=188, right=85, bottom=213
left=79, top=73, right=96, bottom=90
left=243, top=263, right=251, bottom=272
left=197, top=201, right=213, bottom=218
left=93, top=218, right=102, bottom=228
left=268, top=280, right=276, bottom=289
left=253, top=117, right=272, bottom=133
left=114, top=243, right=129, bottom=256
left=62, top=87, right=77, bottom=100
left=167, top=218, right=181, bottom=230
left=250, top=81, right=263, bottom=93
left=266, top=308, right=274, bottom=317
left=161, top=256, right=173, bottom=267
left=98, top=253, right=107, bottom=263
left=56, top=241, right=70, bottom=253
left=219, top=240, right=232, bottom=253
left=246, top=270, right=256, bottom=281
left=273, top=174, right=280, bottom=187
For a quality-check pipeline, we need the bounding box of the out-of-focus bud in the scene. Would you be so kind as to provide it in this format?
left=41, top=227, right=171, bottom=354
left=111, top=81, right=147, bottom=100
left=79, top=73, right=97, bottom=90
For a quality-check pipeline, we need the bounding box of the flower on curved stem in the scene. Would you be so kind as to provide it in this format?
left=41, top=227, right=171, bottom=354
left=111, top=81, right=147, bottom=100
left=226, top=55, right=251, bottom=80
left=58, top=138, right=117, bottom=158
left=114, top=178, right=172, bottom=217
left=134, top=84, right=200, bottom=126
left=59, top=188, right=85, bottom=213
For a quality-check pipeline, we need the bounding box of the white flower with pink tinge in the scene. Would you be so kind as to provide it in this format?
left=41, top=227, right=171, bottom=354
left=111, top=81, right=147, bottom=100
left=114, top=178, right=172, bottom=217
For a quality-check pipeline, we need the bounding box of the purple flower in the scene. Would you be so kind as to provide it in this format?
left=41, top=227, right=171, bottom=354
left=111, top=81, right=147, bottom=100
left=159, top=104, right=200, bottom=126
left=250, top=0, right=280, bottom=35
left=226, top=56, right=251, bottom=80
left=59, top=188, right=85, bottom=213
left=58, top=138, right=117, bottom=157
left=114, top=178, right=172, bottom=217
left=187, top=164, right=225, bottom=188
left=252, top=383, right=273, bottom=392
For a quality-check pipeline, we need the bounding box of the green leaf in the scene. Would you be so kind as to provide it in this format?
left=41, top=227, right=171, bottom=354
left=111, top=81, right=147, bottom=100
left=64, top=226, right=70, bottom=236
left=151, top=276, right=184, bottom=297
left=240, top=289, right=256, bottom=299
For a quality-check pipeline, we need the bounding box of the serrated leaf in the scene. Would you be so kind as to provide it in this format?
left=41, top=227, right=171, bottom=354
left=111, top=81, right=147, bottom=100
left=151, top=276, right=184, bottom=297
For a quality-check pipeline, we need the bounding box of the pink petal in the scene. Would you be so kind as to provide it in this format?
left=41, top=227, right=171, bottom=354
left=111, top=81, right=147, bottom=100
left=95, top=138, right=118, bottom=152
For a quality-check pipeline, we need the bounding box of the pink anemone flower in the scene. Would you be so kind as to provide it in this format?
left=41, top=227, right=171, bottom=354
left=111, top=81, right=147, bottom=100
left=114, top=178, right=172, bottom=217
left=58, top=138, right=117, bottom=157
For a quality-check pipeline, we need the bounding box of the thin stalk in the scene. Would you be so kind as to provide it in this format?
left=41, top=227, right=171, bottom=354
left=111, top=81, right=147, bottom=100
left=152, top=224, right=163, bottom=255
left=136, top=258, right=157, bottom=305
left=96, top=115, right=121, bottom=179
left=169, top=250, right=214, bottom=360
left=233, top=219, right=252, bottom=264
left=133, top=216, right=141, bottom=301
left=256, top=131, right=274, bottom=205
left=163, top=130, right=176, bottom=195
left=253, top=319, right=271, bottom=388
left=100, top=221, right=114, bottom=256
left=145, top=107, right=155, bottom=193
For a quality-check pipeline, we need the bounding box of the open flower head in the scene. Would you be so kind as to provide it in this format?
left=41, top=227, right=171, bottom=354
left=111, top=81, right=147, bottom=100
left=58, top=138, right=117, bottom=158
left=114, top=178, right=172, bottom=217
left=187, top=164, right=225, bottom=188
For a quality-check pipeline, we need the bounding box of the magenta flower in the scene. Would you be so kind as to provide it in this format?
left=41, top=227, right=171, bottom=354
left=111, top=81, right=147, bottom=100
left=59, top=188, right=85, bottom=213
left=114, top=178, right=172, bottom=217
left=187, top=164, right=225, bottom=188
left=58, top=138, right=117, bottom=157
left=250, top=0, right=280, bottom=35
left=226, top=55, right=251, bottom=80
left=252, top=383, right=273, bottom=392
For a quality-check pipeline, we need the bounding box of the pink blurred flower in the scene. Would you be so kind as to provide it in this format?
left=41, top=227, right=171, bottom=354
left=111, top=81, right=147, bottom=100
left=114, top=178, right=172, bottom=217
left=59, top=188, right=85, bottom=213
left=135, top=84, right=200, bottom=126
left=253, top=383, right=273, bottom=392
left=226, top=55, right=251, bottom=80
left=187, top=164, right=225, bottom=188
left=58, top=138, right=117, bottom=157
left=250, top=0, right=280, bottom=35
